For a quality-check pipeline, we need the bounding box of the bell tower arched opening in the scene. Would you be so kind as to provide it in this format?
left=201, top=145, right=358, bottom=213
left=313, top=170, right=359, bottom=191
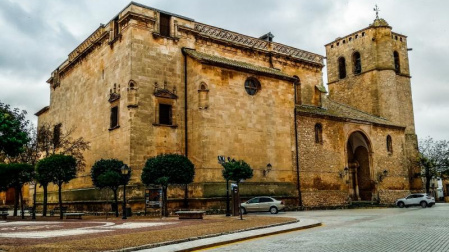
left=347, top=131, right=373, bottom=201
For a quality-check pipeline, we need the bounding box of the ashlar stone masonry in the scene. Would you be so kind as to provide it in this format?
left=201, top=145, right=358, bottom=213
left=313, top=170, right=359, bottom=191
left=33, top=3, right=421, bottom=211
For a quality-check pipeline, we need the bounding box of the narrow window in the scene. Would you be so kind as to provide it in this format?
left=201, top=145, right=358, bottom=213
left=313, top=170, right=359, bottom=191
left=338, top=57, right=346, bottom=79
left=159, top=104, right=172, bottom=125
left=53, top=123, right=62, bottom=148
left=386, top=135, right=393, bottom=153
left=294, top=76, right=301, bottom=104
left=394, top=51, right=400, bottom=74
left=160, top=13, right=171, bottom=37
left=198, top=82, right=209, bottom=109
left=315, top=123, right=323, bottom=144
left=353, top=52, right=361, bottom=74
left=110, top=106, right=119, bottom=129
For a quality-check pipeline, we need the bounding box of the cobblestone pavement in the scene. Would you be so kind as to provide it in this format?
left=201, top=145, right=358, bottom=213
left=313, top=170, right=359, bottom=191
left=206, top=203, right=449, bottom=252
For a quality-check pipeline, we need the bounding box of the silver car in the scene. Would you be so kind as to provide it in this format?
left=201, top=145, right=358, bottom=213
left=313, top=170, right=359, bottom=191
left=240, top=196, right=285, bottom=214
left=396, top=193, right=435, bottom=208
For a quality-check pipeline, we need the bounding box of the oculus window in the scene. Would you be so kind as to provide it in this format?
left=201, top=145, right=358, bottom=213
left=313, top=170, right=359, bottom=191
left=244, top=77, right=261, bottom=96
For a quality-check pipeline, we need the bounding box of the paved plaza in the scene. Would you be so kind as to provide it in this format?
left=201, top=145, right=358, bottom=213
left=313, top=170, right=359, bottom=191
left=1, top=204, right=449, bottom=251
left=206, top=203, right=449, bottom=252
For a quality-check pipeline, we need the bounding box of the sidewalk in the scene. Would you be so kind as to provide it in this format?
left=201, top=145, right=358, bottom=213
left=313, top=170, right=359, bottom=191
left=127, top=218, right=321, bottom=252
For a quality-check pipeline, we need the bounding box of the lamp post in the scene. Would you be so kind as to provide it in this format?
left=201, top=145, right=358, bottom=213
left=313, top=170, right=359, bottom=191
left=225, top=179, right=230, bottom=216
left=121, top=165, right=131, bottom=220
left=31, top=180, right=37, bottom=220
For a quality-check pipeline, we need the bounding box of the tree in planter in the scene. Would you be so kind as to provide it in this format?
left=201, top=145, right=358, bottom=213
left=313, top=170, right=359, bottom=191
left=141, top=154, right=195, bottom=217
left=36, top=124, right=89, bottom=216
left=37, top=154, right=77, bottom=219
left=222, top=160, right=253, bottom=220
left=419, top=137, right=449, bottom=193
left=0, top=163, right=34, bottom=218
left=91, top=159, right=130, bottom=217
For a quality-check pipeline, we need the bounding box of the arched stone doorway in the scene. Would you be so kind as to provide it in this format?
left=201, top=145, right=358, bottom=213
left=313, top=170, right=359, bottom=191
left=347, top=131, right=373, bottom=201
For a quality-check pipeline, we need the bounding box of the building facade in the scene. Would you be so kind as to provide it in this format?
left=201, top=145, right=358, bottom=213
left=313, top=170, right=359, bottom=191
left=34, top=3, right=421, bottom=211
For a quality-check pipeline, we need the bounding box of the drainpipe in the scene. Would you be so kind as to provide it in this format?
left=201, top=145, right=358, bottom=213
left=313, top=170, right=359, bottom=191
left=183, top=48, right=189, bottom=208
left=294, top=80, right=303, bottom=208
left=182, top=49, right=188, bottom=157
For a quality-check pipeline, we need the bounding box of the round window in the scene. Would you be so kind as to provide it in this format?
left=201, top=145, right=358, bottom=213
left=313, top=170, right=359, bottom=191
left=244, top=78, right=260, bottom=95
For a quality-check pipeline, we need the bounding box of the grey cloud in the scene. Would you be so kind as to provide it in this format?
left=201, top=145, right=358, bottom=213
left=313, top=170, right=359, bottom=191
left=0, top=0, right=447, bottom=141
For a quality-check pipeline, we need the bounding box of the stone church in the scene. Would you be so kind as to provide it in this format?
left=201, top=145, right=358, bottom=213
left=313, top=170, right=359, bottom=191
left=34, top=2, right=421, bottom=211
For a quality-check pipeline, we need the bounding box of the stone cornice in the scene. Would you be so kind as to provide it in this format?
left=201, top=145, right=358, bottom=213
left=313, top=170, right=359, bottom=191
left=119, top=11, right=156, bottom=26
left=68, top=25, right=108, bottom=63
left=180, top=23, right=324, bottom=67
left=35, top=106, right=50, bottom=117
left=296, top=110, right=406, bottom=130
left=328, top=68, right=411, bottom=85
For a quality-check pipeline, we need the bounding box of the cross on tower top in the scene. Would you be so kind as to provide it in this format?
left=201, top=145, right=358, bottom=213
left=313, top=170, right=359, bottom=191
left=373, top=4, right=380, bottom=19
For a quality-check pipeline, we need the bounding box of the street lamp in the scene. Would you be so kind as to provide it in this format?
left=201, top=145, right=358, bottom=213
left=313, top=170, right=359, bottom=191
left=378, top=169, right=389, bottom=182
left=263, top=163, right=272, bottom=177
left=121, top=165, right=131, bottom=220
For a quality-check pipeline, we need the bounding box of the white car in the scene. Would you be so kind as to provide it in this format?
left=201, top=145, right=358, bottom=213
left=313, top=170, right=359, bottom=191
left=396, top=193, right=435, bottom=208
left=240, top=196, right=285, bottom=214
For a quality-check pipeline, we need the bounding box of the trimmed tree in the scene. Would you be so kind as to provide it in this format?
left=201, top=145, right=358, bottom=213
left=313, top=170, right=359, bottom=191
left=141, top=154, right=195, bottom=217
left=222, top=160, right=253, bottom=220
left=35, top=161, right=54, bottom=216
left=0, top=163, right=34, bottom=218
left=35, top=124, right=89, bottom=216
left=91, top=159, right=130, bottom=217
left=37, top=154, right=77, bottom=219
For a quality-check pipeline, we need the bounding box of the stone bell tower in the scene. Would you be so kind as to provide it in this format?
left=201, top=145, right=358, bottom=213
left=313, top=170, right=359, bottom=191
left=324, top=9, right=421, bottom=190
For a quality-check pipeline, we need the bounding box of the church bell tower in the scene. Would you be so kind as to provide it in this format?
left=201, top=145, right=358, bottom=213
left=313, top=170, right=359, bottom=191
left=324, top=7, right=421, bottom=189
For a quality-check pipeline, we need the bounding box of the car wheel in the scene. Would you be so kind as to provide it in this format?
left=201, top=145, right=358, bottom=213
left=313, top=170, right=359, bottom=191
left=240, top=207, right=247, bottom=214
left=269, top=206, right=278, bottom=214
left=397, top=202, right=405, bottom=208
left=420, top=201, right=427, bottom=208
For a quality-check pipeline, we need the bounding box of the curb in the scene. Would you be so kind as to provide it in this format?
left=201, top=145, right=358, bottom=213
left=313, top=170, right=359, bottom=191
left=111, top=220, right=321, bottom=252
left=178, top=222, right=322, bottom=252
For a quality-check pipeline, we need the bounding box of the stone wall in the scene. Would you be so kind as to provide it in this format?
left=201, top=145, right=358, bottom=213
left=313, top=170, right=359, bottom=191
left=378, top=190, right=410, bottom=205
left=302, top=191, right=349, bottom=208
left=297, top=113, right=412, bottom=207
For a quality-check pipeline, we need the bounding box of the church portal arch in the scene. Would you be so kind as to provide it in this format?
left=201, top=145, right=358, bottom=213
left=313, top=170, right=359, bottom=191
left=346, top=130, right=373, bottom=201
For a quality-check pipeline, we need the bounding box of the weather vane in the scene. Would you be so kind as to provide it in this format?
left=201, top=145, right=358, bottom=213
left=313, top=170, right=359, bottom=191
left=373, top=4, right=380, bottom=19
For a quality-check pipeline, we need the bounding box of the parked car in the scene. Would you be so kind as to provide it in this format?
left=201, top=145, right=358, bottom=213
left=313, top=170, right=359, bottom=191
left=395, top=193, right=435, bottom=208
left=240, top=196, right=285, bottom=214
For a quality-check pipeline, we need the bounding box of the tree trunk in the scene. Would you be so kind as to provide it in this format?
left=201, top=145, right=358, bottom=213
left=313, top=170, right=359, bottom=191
left=113, top=189, right=118, bottom=217
left=43, top=185, right=48, bottom=217
left=58, top=183, right=63, bottom=220
left=425, top=167, right=431, bottom=194
left=163, top=186, right=168, bottom=217
left=32, top=182, right=37, bottom=220
left=20, top=188, right=24, bottom=219
left=13, top=187, right=19, bottom=216
left=183, top=184, right=188, bottom=208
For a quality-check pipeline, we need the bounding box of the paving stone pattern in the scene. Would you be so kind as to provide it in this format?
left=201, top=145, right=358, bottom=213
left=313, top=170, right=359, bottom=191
left=209, top=204, right=449, bottom=252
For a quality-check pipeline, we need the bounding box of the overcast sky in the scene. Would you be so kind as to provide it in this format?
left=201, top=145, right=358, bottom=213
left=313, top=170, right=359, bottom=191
left=0, top=0, right=447, bottom=141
